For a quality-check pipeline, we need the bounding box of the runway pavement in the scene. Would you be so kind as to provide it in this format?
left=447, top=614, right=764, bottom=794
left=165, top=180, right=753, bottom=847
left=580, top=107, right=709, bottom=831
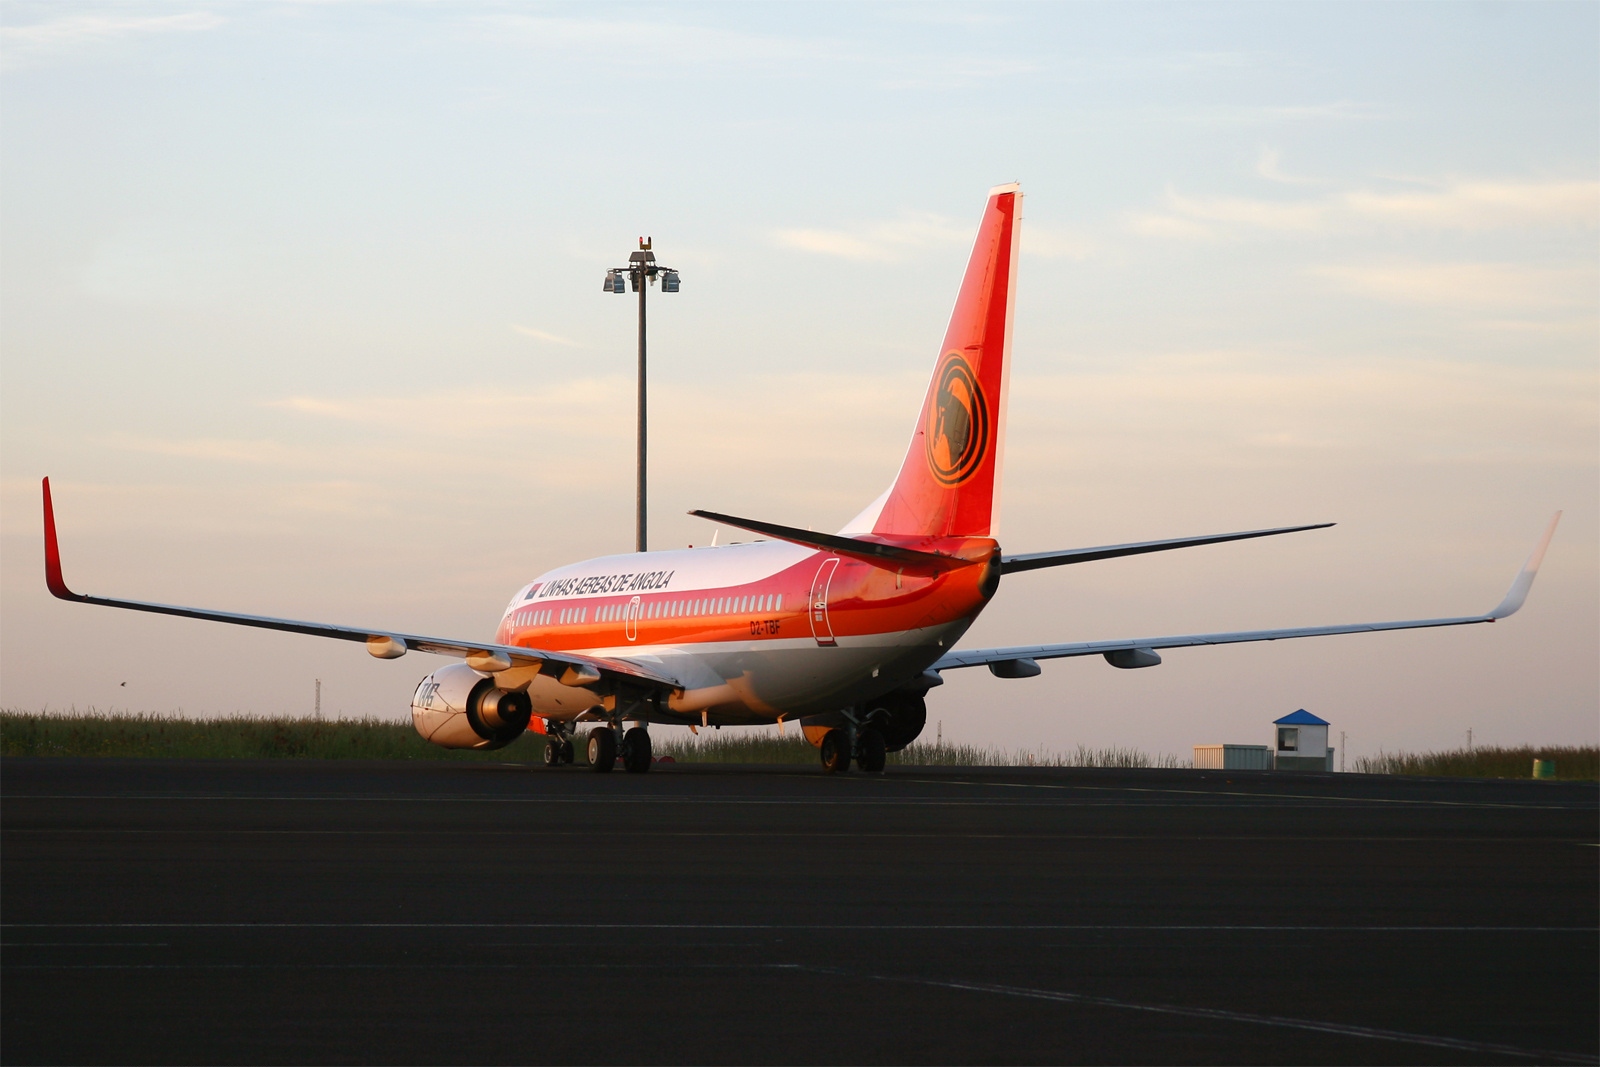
left=3, top=757, right=1595, bottom=1065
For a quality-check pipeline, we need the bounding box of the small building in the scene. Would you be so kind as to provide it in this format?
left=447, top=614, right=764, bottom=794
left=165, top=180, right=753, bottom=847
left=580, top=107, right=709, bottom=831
left=1193, top=744, right=1271, bottom=770
left=1274, top=709, right=1333, bottom=772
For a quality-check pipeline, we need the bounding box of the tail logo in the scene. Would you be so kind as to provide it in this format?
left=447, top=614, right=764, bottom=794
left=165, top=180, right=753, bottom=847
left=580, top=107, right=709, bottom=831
left=925, top=353, right=989, bottom=487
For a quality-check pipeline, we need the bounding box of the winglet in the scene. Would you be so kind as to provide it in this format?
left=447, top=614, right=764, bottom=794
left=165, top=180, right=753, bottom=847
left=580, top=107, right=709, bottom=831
left=1488, top=511, right=1561, bottom=620
left=42, top=477, right=81, bottom=600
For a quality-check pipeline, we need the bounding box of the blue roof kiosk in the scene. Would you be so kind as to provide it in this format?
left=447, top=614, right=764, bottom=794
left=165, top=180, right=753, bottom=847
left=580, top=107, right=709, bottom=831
left=1273, top=709, right=1333, bottom=772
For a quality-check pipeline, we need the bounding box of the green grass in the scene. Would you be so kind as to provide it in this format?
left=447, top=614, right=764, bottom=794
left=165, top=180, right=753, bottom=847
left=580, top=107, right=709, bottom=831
left=547, top=731, right=1183, bottom=767
left=1, top=711, right=1182, bottom=767
left=0, top=709, right=547, bottom=761
left=5, top=712, right=1591, bottom=779
left=1351, top=744, right=1598, bottom=781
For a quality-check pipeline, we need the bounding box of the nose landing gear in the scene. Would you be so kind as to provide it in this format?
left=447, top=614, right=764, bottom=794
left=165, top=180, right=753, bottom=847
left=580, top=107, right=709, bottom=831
left=541, top=721, right=576, bottom=767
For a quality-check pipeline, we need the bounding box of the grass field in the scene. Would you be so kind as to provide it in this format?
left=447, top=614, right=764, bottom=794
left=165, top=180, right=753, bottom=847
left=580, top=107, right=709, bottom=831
left=1351, top=745, right=1598, bottom=781
left=2, top=711, right=1593, bottom=777
left=0, top=709, right=542, bottom=761
left=0, top=711, right=1175, bottom=767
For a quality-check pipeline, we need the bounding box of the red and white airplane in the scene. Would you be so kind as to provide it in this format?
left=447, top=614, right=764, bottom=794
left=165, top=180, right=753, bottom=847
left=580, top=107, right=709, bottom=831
left=42, top=184, right=1559, bottom=774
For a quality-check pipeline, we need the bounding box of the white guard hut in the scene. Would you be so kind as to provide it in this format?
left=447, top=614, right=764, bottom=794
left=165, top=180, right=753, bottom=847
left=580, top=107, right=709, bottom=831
left=1273, top=709, right=1333, bottom=772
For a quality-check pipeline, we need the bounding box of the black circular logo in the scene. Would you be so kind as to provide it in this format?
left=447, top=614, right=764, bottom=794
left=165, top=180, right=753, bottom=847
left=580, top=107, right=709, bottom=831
left=925, top=354, right=989, bottom=487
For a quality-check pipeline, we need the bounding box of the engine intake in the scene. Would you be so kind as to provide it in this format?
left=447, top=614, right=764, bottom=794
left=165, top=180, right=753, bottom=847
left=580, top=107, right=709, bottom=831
left=412, top=662, right=532, bottom=750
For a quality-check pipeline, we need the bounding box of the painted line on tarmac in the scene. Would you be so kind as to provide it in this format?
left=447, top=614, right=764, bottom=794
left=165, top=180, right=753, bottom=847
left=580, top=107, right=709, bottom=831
left=890, top=776, right=1589, bottom=811
left=793, top=965, right=1600, bottom=1065
left=7, top=953, right=1592, bottom=1063
left=4, top=791, right=1584, bottom=811
left=2, top=942, right=170, bottom=947
left=6, top=922, right=1593, bottom=932
left=8, top=829, right=1586, bottom=843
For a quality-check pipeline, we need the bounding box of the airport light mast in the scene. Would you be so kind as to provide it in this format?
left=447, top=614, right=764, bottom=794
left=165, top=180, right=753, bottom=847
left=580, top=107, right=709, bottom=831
left=603, top=238, right=681, bottom=553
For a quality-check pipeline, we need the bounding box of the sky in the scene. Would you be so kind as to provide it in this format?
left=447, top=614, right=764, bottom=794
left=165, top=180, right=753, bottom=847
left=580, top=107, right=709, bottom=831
left=1, top=2, right=1595, bottom=760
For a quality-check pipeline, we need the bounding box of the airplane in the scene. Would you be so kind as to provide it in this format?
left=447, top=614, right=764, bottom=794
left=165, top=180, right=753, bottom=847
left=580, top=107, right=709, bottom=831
left=40, top=183, right=1560, bottom=775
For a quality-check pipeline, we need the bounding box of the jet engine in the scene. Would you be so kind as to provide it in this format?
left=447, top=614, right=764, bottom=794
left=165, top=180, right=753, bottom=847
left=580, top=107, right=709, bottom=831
left=411, top=662, right=532, bottom=750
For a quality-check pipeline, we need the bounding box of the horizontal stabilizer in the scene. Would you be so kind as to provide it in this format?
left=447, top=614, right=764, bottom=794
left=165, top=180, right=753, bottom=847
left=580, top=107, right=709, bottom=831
left=688, top=510, right=978, bottom=573
left=1001, top=523, right=1334, bottom=574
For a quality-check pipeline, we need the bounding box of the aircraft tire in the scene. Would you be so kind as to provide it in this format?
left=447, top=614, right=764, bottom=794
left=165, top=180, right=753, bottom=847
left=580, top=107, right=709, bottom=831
left=857, top=726, right=887, bottom=773
left=587, top=727, right=617, bottom=773
left=543, top=738, right=561, bottom=767
left=820, top=729, right=851, bottom=774
left=559, top=740, right=575, bottom=764
left=623, top=727, right=652, bottom=774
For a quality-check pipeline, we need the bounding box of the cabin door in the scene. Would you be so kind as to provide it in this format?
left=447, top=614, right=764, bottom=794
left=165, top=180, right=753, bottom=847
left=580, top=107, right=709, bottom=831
left=808, top=557, right=840, bottom=647
left=624, top=595, right=641, bottom=642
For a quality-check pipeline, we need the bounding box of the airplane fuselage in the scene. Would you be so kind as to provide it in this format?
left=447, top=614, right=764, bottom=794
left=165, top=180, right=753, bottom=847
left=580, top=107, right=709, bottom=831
left=495, top=536, right=999, bottom=726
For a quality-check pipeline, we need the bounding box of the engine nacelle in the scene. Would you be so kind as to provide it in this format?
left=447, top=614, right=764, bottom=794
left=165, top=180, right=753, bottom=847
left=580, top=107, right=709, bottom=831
left=411, top=662, right=532, bottom=750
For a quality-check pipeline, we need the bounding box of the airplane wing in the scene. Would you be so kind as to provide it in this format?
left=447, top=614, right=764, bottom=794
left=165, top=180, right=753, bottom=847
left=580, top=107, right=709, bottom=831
left=1000, top=523, right=1333, bottom=574
left=937, top=513, right=1561, bottom=675
left=40, top=478, right=680, bottom=690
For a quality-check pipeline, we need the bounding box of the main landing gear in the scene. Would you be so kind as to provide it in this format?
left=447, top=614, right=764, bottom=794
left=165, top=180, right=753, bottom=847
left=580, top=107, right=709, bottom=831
left=819, top=725, right=887, bottom=775
left=585, top=725, right=653, bottom=774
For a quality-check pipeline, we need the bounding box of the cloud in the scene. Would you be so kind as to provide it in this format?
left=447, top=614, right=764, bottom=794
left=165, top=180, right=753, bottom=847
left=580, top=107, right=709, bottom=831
left=1256, top=148, right=1325, bottom=186
left=1344, top=180, right=1600, bottom=231
left=1129, top=187, right=1334, bottom=240
left=1310, top=262, right=1596, bottom=311
left=1164, top=100, right=1386, bottom=127
left=468, top=14, right=847, bottom=74
left=1, top=12, right=222, bottom=68
left=511, top=325, right=582, bottom=347
left=772, top=229, right=893, bottom=261
left=1169, top=190, right=1332, bottom=232
left=100, top=434, right=320, bottom=467
left=771, top=212, right=973, bottom=261
left=1126, top=213, right=1216, bottom=241
left=1021, top=226, right=1097, bottom=261
left=269, top=381, right=634, bottom=434
left=1132, top=177, right=1600, bottom=241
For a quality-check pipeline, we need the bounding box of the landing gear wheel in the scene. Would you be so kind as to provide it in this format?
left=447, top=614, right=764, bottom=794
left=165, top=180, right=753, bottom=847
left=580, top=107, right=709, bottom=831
left=543, top=738, right=561, bottom=767
left=820, top=729, right=852, bottom=774
left=622, top=727, right=652, bottom=773
left=857, top=726, right=887, bottom=773
left=559, top=740, right=575, bottom=765
left=587, top=727, right=617, bottom=773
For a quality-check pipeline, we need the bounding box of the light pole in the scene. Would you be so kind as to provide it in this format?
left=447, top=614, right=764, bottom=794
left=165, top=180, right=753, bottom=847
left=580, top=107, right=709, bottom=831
left=603, top=238, right=680, bottom=553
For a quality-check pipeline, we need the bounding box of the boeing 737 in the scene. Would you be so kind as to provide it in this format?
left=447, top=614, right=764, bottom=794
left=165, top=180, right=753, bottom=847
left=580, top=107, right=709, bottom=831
left=41, top=183, right=1560, bottom=773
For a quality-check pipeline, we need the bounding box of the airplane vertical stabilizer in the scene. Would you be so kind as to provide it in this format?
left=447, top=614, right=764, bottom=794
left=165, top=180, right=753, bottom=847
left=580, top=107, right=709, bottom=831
left=865, top=184, right=1021, bottom=539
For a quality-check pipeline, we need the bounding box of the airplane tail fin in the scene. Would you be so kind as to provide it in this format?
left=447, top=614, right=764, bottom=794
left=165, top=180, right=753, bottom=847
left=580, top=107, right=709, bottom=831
left=846, top=184, right=1021, bottom=540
